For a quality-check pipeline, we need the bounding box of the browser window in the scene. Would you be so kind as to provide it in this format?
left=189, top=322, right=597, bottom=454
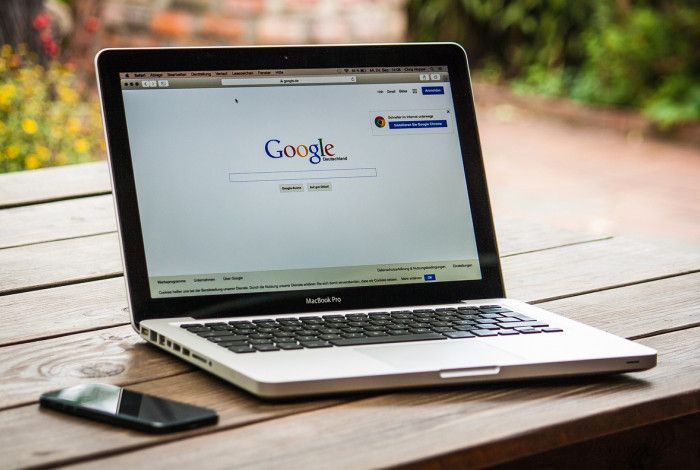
left=119, top=66, right=481, bottom=298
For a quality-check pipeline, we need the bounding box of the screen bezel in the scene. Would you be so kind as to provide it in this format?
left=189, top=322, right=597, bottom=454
left=96, top=43, right=504, bottom=326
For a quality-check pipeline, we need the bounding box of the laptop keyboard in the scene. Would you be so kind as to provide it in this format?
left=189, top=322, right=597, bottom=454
left=178, top=305, right=562, bottom=354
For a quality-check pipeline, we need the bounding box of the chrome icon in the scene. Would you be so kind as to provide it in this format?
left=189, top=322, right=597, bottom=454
left=374, top=115, right=386, bottom=128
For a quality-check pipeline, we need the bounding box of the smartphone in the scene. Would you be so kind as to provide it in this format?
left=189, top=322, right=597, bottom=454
left=40, top=383, right=218, bottom=433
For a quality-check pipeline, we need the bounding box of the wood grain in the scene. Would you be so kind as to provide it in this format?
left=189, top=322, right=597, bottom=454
left=502, top=236, right=700, bottom=302
left=0, top=161, right=111, bottom=209
left=0, top=277, right=128, bottom=346
left=0, top=194, right=116, bottom=249
left=2, top=271, right=698, bottom=468
left=539, top=272, right=700, bottom=340
left=0, top=325, right=192, bottom=409
left=485, top=412, right=699, bottom=470
left=0, top=232, right=122, bottom=295
left=63, top=327, right=700, bottom=470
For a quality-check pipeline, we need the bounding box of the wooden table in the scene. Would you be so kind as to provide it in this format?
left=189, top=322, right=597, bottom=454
left=1, top=162, right=698, bottom=469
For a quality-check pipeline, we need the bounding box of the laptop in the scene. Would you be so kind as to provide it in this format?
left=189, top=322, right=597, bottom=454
left=96, top=43, right=656, bottom=398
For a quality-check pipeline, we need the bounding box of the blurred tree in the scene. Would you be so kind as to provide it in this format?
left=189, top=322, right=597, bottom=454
left=407, top=0, right=700, bottom=129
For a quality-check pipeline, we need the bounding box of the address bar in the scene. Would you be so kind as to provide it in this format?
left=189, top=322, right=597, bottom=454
left=221, top=75, right=357, bottom=86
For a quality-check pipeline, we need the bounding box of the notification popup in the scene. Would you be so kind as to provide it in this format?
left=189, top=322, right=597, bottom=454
left=370, top=109, right=453, bottom=136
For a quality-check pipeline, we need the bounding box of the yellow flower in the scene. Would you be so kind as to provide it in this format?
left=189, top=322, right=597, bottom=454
left=57, top=85, right=79, bottom=104
left=56, top=152, right=68, bottom=165
left=0, top=83, right=16, bottom=108
left=36, top=145, right=50, bottom=160
left=74, top=138, right=89, bottom=153
left=22, top=118, right=38, bottom=134
left=50, top=126, right=63, bottom=139
left=25, top=154, right=40, bottom=169
left=6, top=144, right=19, bottom=159
left=67, top=118, right=81, bottom=135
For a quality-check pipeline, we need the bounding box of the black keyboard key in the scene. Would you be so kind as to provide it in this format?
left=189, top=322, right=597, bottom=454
left=331, top=333, right=446, bottom=347
left=387, top=329, right=410, bottom=336
left=300, top=340, right=332, bottom=348
left=498, top=329, right=519, bottom=336
left=254, top=344, right=280, bottom=352
left=185, top=327, right=211, bottom=333
left=497, top=317, right=522, bottom=323
left=410, top=328, right=432, bottom=334
left=432, top=326, right=456, bottom=333
left=444, top=331, right=475, bottom=339
left=478, top=324, right=501, bottom=330
left=277, top=342, right=303, bottom=350
left=542, top=327, right=563, bottom=333
left=365, top=331, right=389, bottom=337
left=203, top=322, right=228, bottom=327
left=229, top=345, right=255, bottom=353
left=342, top=327, right=364, bottom=333
left=319, top=334, right=343, bottom=340
left=479, top=313, right=503, bottom=319
left=207, top=335, right=248, bottom=343
left=497, top=321, right=548, bottom=329
left=249, top=338, right=273, bottom=344
left=296, top=335, right=319, bottom=342
left=475, top=318, right=499, bottom=324
left=195, top=331, right=223, bottom=338
left=479, top=305, right=502, bottom=309
left=249, top=333, right=273, bottom=339
left=216, top=340, right=249, bottom=347
left=342, top=333, right=365, bottom=339
left=471, top=329, right=498, bottom=337
left=516, top=327, right=542, bottom=334
left=180, top=323, right=203, bottom=328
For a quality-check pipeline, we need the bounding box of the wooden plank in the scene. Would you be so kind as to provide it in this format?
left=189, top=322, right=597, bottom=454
left=0, top=233, right=122, bottom=295
left=2, top=272, right=699, bottom=468
left=0, top=161, right=111, bottom=209
left=483, top=412, right=699, bottom=470
left=0, top=194, right=116, bottom=249
left=537, top=272, right=700, bottom=340
left=503, top=236, right=700, bottom=302
left=0, top=325, right=192, bottom=410
left=0, top=277, right=128, bottom=346
left=60, top=327, right=700, bottom=470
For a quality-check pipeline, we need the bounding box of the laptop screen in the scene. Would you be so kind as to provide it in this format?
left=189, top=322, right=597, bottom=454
left=119, top=66, right=481, bottom=299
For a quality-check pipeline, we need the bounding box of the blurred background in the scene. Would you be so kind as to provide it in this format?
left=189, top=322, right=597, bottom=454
left=1, top=0, right=698, bottom=245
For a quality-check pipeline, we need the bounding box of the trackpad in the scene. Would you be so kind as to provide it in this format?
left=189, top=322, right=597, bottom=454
left=358, top=341, right=525, bottom=372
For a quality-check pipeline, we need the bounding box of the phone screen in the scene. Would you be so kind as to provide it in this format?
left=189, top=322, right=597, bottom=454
left=40, top=383, right=218, bottom=432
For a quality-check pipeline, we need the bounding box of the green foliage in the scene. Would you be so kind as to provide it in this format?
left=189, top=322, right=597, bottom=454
left=407, top=0, right=700, bottom=129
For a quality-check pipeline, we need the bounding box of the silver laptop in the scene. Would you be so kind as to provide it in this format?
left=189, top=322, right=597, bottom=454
left=96, top=43, right=656, bottom=398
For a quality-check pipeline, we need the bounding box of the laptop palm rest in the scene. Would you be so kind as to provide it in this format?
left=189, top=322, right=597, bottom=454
left=357, top=341, right=524, bottom=373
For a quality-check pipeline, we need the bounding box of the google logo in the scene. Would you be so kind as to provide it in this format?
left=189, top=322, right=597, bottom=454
left=374, top=115, right=386, bottom=128
left=264, top=138, right=335, bottom=165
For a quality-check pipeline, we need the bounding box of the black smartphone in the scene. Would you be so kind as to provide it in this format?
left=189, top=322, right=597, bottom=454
left=40, top=383, right=218, bottom=433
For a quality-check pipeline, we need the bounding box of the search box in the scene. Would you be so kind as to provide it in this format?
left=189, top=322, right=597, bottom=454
left=229, top=168, right=377, bottom=183
left=221, top=76, right=357, bottom=86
